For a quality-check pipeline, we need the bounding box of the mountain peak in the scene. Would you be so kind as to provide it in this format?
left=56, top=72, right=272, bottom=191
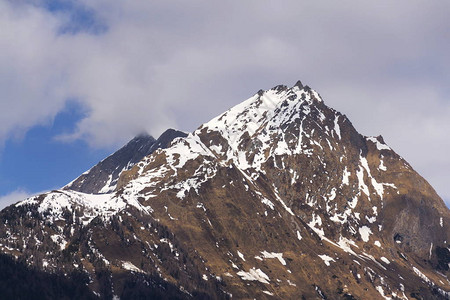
left=1, top=82, right=449, bottom=299
left=132, top=131, right=154, bottom=140
left=65, top=129, right=187, bottom=194
left=294, top=79, right=304, bottom=89
left=190, top=82, right=327, bottom=172
left=108, top=82, right=450, bottom=297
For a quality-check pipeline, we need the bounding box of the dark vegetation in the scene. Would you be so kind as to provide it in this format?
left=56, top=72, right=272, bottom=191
left=0, top=253, right=221, bottom=300
left=0, top=254, right=95, bottom=300
left=435, top=246, right=450, bottom=271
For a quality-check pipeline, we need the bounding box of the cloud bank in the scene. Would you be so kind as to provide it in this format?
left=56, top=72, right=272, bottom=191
left=1, top=1, right=449, bottom=203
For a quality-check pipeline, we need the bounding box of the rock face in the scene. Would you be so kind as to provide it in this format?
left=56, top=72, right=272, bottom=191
left=0, top=82, right=449, bottom=299
left=66, top=129, right=187, bottom=194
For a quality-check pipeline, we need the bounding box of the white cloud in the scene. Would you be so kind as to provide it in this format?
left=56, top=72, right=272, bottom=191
left=0, top=189, right=34, bottom=210
left=0, top=1, right=449, bottom=204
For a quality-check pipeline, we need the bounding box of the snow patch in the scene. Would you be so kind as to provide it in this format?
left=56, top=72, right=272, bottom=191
left=237, top=250, right=246, bottom=261
left=308, top=214, right=325, bottom=238
left=260, top=251, right=286, bottom=266
left=261, top=198, right=275, bottom=210
left=122, top=261, right=145, bottom=273
left=99, top=174, right=114, bottom=194
left=379, top=159, right=387, bottom=171
left=50, top=234, right=67, bottom=251
left=376, top=285, right=392, bottom=300
left=356, top=165, right=369, bottom=197
left=337, top=236, right=359, bottom=256
left=366, top=136, right=391, bottom=151
left=413, top=267, right=431, bottom=284
left=359, top=226, right=372, bottom=242
left=380, top=257, right=390, bottom=264
left=237, top=268, right=270, bottom=284
left=318, top=254, right=335, bottom=266
left=334, top=115, right=341, bottom=139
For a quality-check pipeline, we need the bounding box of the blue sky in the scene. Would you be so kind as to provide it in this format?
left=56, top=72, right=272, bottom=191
left=0, top=101, right=111, bottom=206
left=0, top=1, right=449, bottom=208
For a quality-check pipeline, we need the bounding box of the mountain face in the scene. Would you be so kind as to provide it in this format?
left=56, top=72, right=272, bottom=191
left=1, top=81, right=449, bottom=299
left=66, top=129, right=187, bottom=194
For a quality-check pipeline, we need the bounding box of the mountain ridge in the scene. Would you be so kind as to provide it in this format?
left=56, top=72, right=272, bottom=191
left=65, top=128, right=187, bottom=194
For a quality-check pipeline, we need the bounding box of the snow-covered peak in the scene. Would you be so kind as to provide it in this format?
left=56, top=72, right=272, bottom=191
left=115, top=82, right=330, bottom=204
left=193, top=82, right=325, bottom=170
left=65, top=129, right=187, bottom=194
left=198, top=83, right=321, bottom=138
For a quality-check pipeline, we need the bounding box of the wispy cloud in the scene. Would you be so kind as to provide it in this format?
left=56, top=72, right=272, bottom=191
left=0, top=189, right=37, bottom=210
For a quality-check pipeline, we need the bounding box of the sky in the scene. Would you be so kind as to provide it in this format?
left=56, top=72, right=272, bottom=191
left=0, top=1, right=449, bottom=208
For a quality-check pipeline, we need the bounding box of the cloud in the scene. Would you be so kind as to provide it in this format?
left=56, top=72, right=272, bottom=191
left=0, top=189, right=34, bottom=210
left=0, top=1, right=449, bottom=204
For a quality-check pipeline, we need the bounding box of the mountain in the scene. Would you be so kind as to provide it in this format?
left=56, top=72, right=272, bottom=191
left=65, top=129, right=188, bottom=194
left=0, top=81, right=449, bottom=299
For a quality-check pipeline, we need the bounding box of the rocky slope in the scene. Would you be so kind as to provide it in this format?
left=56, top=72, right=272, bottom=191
left=65, top=129, right=187, bottom=194
left=0, top=81, right=449, bottom=299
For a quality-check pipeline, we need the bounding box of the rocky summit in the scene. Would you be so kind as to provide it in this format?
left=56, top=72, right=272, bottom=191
left=65, top=129, right=188, bottom=194
left=0, top=82, right=449, bottom=299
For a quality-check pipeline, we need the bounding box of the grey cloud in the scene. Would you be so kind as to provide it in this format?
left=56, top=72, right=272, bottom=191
left=0, top=1, right=449, bottom=203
